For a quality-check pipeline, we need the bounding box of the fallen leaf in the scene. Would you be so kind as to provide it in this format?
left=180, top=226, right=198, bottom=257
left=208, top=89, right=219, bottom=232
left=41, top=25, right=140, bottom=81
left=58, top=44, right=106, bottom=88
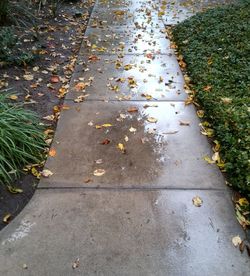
left=95, top=159, right=103, bottom=164
left=84, top=178, right=92, bottom=183
left=93, top=169, right=106, bottom=176
left=7, top=186, right=23, bottom=194
left=101, top=139, right=110, bottom=145
left=23, top=74, right=34, bottom=81
left=88, top=55, right=100, bottom=62
left=22, top=264, right=28, bottom=270
left=179, top=120, right=190, bottom=126
left=147, top=117, right=158, bottom=123
left=239, top=241, right=245, bottom=253
left=129, top=127, right=137, bottom=133
left=124, top=135, right=129, bottom=142
left=43, top=115, right=55, bottom=121
left=3, top=213, right=11, bottom=223
left=41, top=169, right=53, bottom=178
left=50, top=75, right=60, bottom=83
left=232, top=236, right=242, bottom=247
left=141, top=137, right=149, bottom=144
left=9, top=95, right=18, bottom=100
left=117, top=143, right=126, bottom=153
left=127, top=107, right=138, bottom=113
left=124, top=64, right=133, bottom=70
left=102, top=123, right=112, bottom=128
left=72, top=258, right=80, bottom=269
left=192, top=196, right=203, bottom=207
left=49, top=148, right=57, bottom=157
left=141, top=93, right=153, bottom=100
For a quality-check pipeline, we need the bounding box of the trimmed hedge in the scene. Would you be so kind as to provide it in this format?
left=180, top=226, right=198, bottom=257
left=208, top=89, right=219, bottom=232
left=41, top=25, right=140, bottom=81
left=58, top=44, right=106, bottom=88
left=172, top=0, right=250, bottom=196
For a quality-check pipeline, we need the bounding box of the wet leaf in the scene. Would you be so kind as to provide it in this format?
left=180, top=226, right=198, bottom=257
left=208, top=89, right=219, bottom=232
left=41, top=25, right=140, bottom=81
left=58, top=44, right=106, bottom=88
left=147, top=117, right=158, bottom=123
left=124, top=64, right=133, bottom=70
left=3, top=213, right=11, bottom=223
left=179, top=120, right=190, bottom=126
left=41, top=169, right=53, bottom=178
left=117, top=143, right=126, bottom=153
left=7, top=186, right=23, bottom=194
left=72, top=258, right=80, bottom=269
left=127, top=107, right=138, bottom=113
left=232, top=235, right=242, bottom=247
left=101, top=139, right=110, bottom=145
left=93, top=169, right=106, bottom=176
left=192, top=196, right=203, bottom=207
left=49, top=148, right=57, bottom=157
left=141, top=93, right=153, bottom=100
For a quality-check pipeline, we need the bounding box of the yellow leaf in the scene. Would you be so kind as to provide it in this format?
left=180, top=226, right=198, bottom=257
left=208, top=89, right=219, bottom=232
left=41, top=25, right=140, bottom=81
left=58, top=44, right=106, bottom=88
left=7, top=186, right=23, bottom=194
left=192, top=196, right=203, bottom=207
left=3, top=213, right=11, bottom=223
left=124, top=64, right=133, bottom=70
left=238, top=198, right=249, bottom=207
left=117, top=143, right=126, bottom=153
left=31, top=167, right=41, bottom=179
left=203, top=156, right=215, bottom=164
left=9, top=95, right=18, bottom=100
left=147, top=117, right=158, bottom=123
left=102, top=123, right=112, bottom=127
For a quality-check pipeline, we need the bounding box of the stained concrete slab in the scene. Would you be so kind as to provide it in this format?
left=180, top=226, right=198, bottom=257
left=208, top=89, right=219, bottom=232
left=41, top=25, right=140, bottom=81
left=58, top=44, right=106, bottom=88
left=0, top=189, right=249, bottom=276
left=40, top=101, right=225, bottom=189
left=66, top=54, right=186, bottom=101
left=81, top=26, right=171, bottom=55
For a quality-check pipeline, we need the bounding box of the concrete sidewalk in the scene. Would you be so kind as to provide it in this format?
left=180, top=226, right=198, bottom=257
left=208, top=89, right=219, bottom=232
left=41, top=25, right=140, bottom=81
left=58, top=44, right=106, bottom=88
left=0, top=0, right=249, bottom=275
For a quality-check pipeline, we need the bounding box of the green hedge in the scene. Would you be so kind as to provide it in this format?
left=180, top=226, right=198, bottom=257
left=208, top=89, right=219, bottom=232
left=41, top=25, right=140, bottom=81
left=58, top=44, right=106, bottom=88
left=172, top=0, right=250, bottom=196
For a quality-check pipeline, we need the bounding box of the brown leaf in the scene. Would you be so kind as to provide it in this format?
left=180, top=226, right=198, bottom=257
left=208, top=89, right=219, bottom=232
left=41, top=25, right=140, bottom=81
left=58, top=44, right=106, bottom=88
left=72, top=258, right=80, bottom=269
left=101, top=139, right=111, bottom=145
left=50, top=75, right=60, bottom=83
left=127, top=107, right=138, bottom=113
left=239, top=241, right=245, bottom=253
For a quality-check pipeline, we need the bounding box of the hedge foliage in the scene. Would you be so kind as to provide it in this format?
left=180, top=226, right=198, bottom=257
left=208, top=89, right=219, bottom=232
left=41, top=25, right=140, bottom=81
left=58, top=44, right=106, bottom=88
left=172, top=0, right=250, bottom=196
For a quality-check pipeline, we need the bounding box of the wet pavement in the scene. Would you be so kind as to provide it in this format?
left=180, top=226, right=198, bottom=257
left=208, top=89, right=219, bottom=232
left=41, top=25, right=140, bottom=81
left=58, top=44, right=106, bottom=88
left=0, top=0, right=249, bottom=275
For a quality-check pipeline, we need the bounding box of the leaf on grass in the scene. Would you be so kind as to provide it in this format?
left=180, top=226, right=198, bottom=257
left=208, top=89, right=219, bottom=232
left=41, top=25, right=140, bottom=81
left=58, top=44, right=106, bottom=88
left=9, top=95, right=18, bottom=100
left=93, top=169, right=106, bottom=176
left=192, top=196, right=203, bottom=207
left=3, top=214, right=11, bottom=223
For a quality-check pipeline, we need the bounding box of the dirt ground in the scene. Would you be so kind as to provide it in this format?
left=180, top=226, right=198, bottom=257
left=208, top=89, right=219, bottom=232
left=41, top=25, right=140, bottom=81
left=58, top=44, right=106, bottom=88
left=0, top=0, right=94, bottom=230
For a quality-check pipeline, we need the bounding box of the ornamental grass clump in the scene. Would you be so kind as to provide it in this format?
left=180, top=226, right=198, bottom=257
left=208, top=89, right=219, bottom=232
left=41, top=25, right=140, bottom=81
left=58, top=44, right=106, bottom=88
left=0, top=94, right=45, bottom=186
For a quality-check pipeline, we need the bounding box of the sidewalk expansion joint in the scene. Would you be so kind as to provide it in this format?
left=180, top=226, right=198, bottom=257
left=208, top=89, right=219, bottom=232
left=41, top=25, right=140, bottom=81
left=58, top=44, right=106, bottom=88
left=37, top=186, right=227, bottom=192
